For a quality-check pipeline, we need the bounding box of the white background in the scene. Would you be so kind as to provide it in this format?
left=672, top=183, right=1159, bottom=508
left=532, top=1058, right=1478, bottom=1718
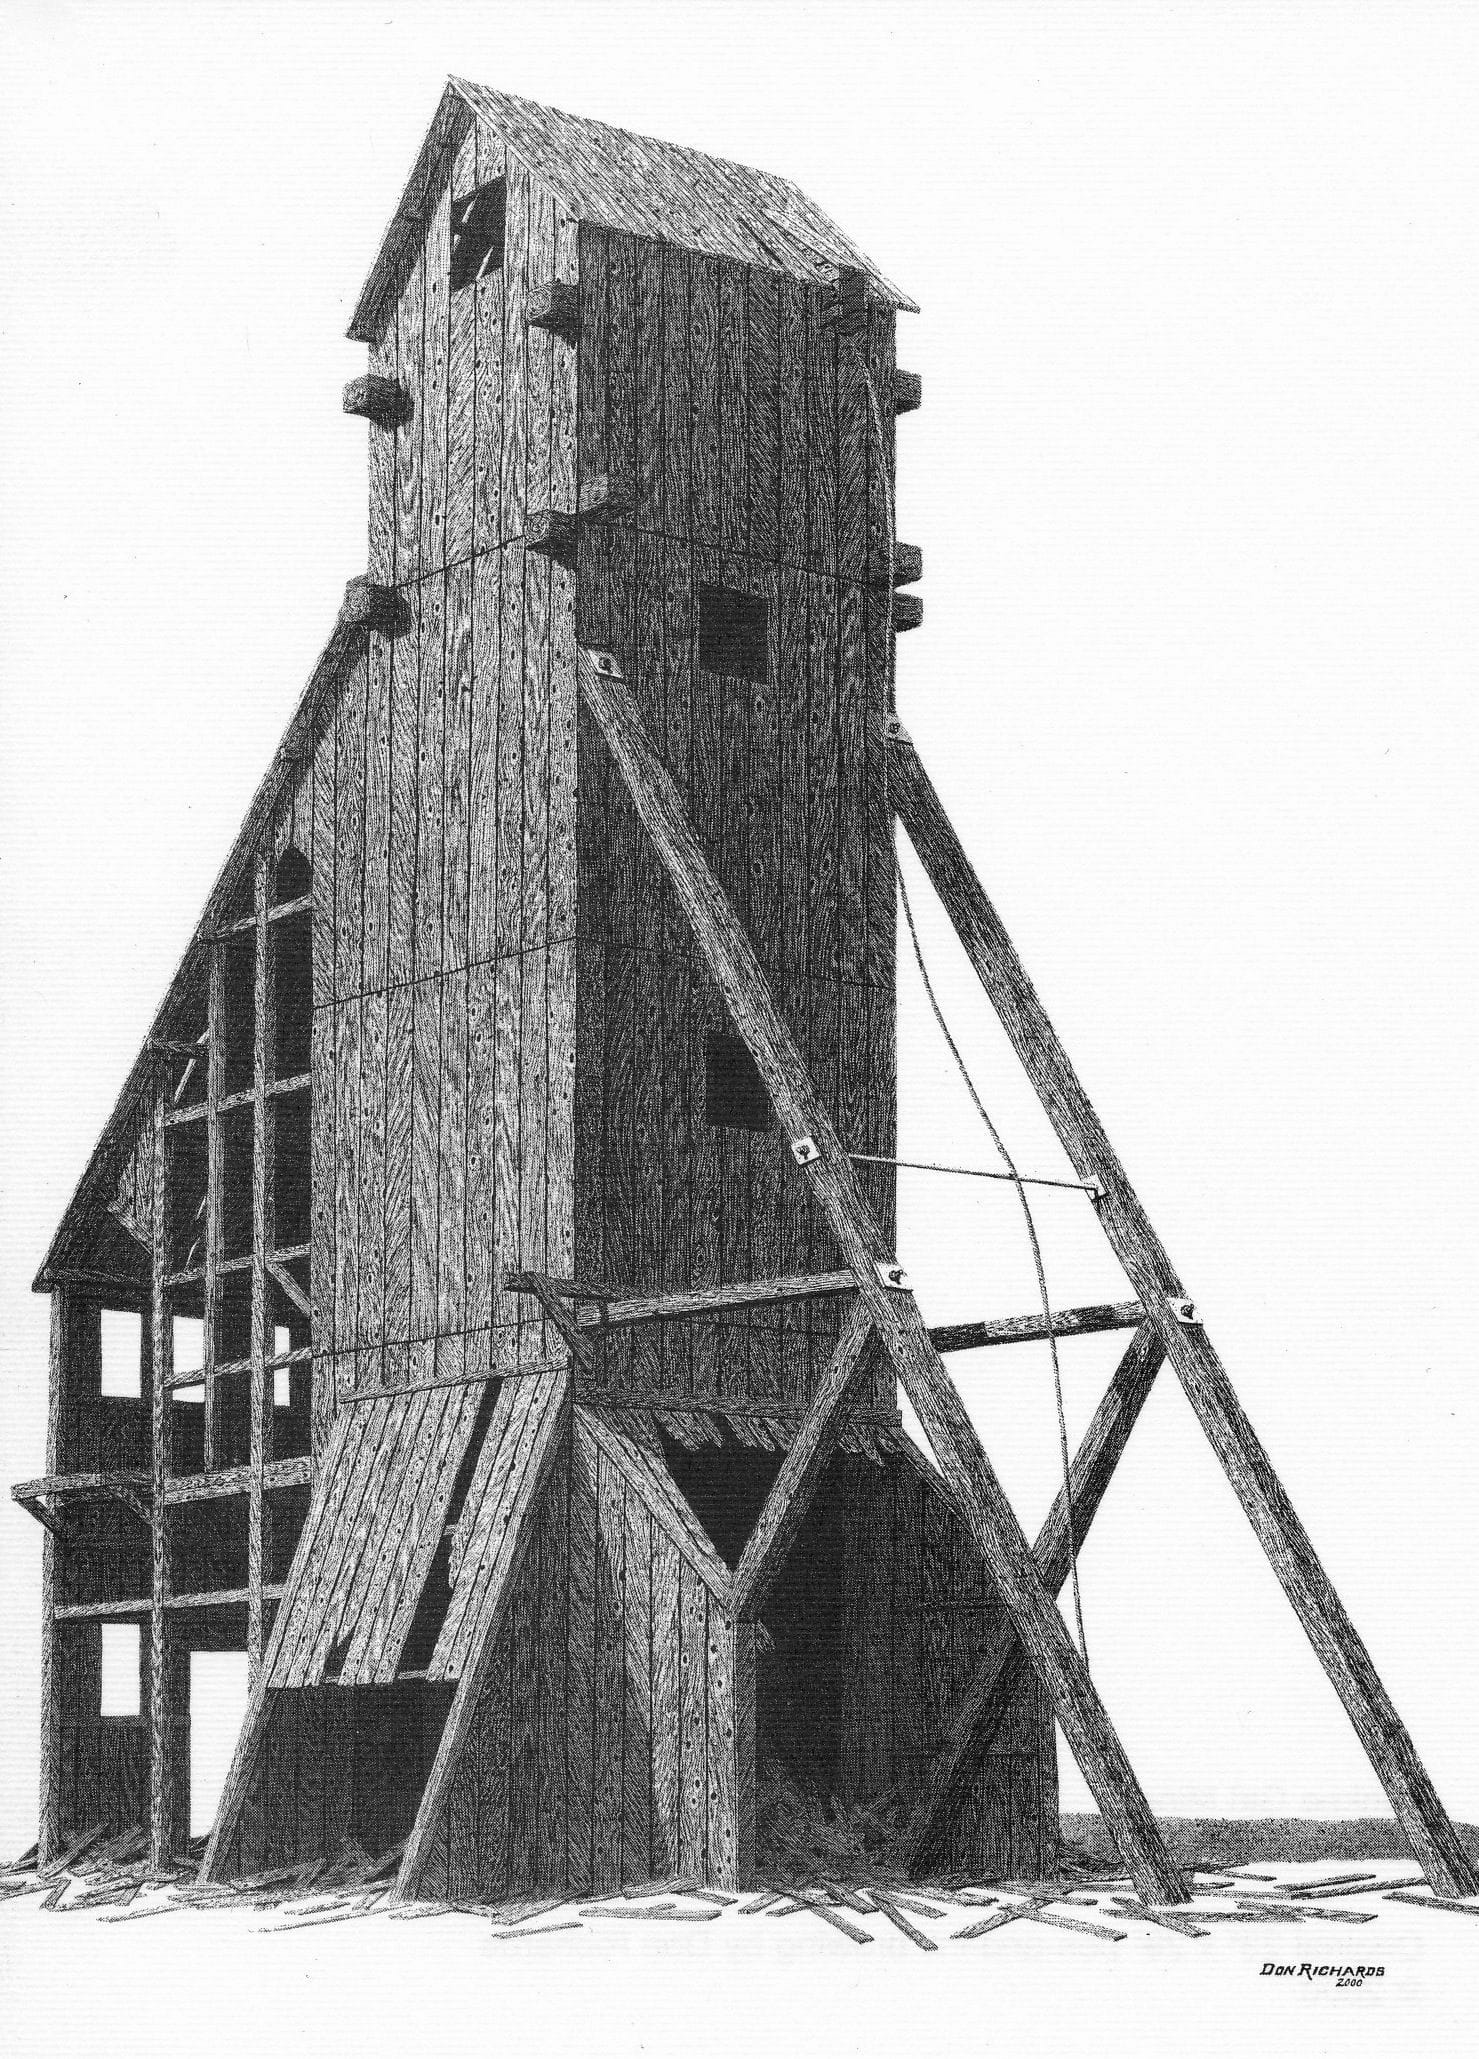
left=2, top=0, right=1475, bottom=1936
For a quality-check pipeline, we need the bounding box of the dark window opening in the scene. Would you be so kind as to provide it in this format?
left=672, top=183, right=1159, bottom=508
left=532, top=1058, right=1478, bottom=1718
left=658, top=1435, right=852, bottom=1798
left=273, top=913, right=312, bottom=1078
left=273, top=846, right=311, bottom=905
left=699, top=584, right=770, bottom=683
left=450, top=181, right=507, bottom=291
left=705, top=1028, right=771, bottom=1132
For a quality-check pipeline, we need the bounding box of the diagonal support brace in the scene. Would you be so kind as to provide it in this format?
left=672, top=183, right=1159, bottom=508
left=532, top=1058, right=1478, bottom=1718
left=889, top=717, right=1479, bottom=1899
left=578, top=644, right=1187, bottom=1905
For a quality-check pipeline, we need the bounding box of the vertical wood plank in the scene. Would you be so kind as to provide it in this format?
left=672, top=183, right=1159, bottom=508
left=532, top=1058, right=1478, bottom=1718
left=445, top=127, right=478, bottom=566
left=357, top=986, right=388, bottom=1362
left=437, top=965, right=468, bottom=1334
left=465, top=958, right=498, bottom=1331
left=522, top=549, right=551, bottom=953
left=525, top=181, right=556, bottom=526
left=690, top=256, right=721, bottom=549
left=519, top=945, right=549, bottom=1331
left=621, top=1498, right=652, bottom=1883
left=409, top=975, right=442, bottom=1339
left=706, top=1607, right=736, bottom=1887
left=381, top=982, right=414, bottom=1344
left=678, top=1560, right=707, bottom=1879
left=552, top=214, right=580, bottom=516
left=387, top=594, right=420, bottom=989
left=718, top=262, right=748, bottom=559
left=362, top=632, right=393, bottom=996
left=747, top=266, right=779, bottom=564
left=659, top=245, right=691, bottom=539
left=496, top=544, right=526, bottom=958
left=537, top=1438, right=569, bottom=1890
left=442, top=556, right=474, bottom=973
left=471, top=129, right=506, bottom=555
left=778, top=276, right=809, bottom=568
left=635, top=236, right=664, bottom=529
left=577, top=226, right=609, bottom=492
left=806, top=574, right=840, bottom=980
left=508, top=1537, right=540, bottom=1887
left=333, top=998, right=362, bottom=1355
left=607, top=230, right=637, bottom=509
left=837, top=580, right=867, bottom=982
left=592, top=1451, right=625, bottom=1890
left=420, top=175, right=451, bottom=572
left=650, top=1529, right=681, bottom=1877
left=413, top=572, right=447, bottom=982
left=806, top=292, right=837, bottom=575
left=368, top=316, right=397, bottom=584
left=394, top=244, right=425, bottom=580
left=565, top=1421, right=597, bottom=1893
left=493, top=954, right=522, bottom=1330
left=467, top=549, right=501, bottom=964
left=499, top=166, right=530, bottom=544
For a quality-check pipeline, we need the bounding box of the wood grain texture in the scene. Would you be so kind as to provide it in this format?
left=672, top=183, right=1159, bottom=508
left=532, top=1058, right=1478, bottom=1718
left=578, top=648, right=1184, bottom=1903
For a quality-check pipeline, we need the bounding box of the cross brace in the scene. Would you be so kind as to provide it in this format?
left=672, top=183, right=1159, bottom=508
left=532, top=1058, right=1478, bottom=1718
left=888, top=718, right=1477, bottom=1899
left=578, top=645, right=1186, bottom=1905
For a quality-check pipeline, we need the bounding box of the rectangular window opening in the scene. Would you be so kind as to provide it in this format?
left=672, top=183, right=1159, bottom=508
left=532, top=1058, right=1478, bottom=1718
left=189, top=1651, right=249, bottom=1840
left=100, top=1309, right=143, bottom=1399
left=173, top=1315, right=205, bottom=1387
left=705, top=1027, right=772, bottom=1133
left=699, top=584, right=770, bottom=684
left=450, top=180, right=507, bottom=291
left=100, top=1622, right=142, bottom=1719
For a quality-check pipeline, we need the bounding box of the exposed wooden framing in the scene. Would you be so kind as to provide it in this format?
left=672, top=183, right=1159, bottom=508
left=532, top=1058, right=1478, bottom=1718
left=518, top=1270, right=598, bottom=1372
left=889, top=722, right=1479, bottom=1899
left=932, top=1299, right=1145, bottom=1355
left=202, top=946, right=225, bottom=1469
left=248, top=850, right=273, bottom=1683
left=905, top=1324, right=1165, bottom=1867
left=505, top=1265, right=857, bottom=1329
left=163, top=1456, right=310, bottom=1505
left=148, top=1096, right=179, bottom=1871
left=732, top=1297, right=874, bottom=1619
left=37, top=1289, right=66, bottom=1862
left=575, top=1404, right=732, bottom=1600
left=393, top=1371, right=572, bottom=1900
left=267, top=1256, right=311, bottom=1321
left=577, top=644, right=1185, bottom=1904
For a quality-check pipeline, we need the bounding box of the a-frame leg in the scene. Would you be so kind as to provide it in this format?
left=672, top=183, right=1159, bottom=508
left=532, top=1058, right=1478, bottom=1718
left=906, top=1324, right=1164, bottom=1869
left=578, top=646, right=1186, bottom=1905
left=890, top=720, right=1478, bottom=1899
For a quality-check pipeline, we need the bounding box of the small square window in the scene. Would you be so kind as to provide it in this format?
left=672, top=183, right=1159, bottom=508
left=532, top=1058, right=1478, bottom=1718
left=705, top=1029, right=771, bottom=1132
left=100, top=1622, right=141, bottom=1719
left=699, top=585, right=770, bottom=683
left=100, top=1310, right=142, bottom=1399
left=450, top=181, right=506, bottom=291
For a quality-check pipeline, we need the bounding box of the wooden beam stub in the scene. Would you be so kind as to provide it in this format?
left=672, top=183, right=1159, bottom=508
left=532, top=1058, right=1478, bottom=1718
left=526, top=277, right=581, bottom=343
left=870, top=541, right=923, bottom=588
left=578, top=469, right=636, bottom=525
left=893, top=368, right=922, bottom=415
left=342, top=373, right=413, bottom=429
left=892, top=592, right=924, bottom=632
left=526, top=507, right=579, bottom=565
left=339, top=576, right=408, bottom=636
left=932, top=1298, right=1145, bottom=1355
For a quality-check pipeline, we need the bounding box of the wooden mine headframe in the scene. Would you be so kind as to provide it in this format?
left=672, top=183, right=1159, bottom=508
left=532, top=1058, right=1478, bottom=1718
left=16, top=80, right=1475, bottom=1910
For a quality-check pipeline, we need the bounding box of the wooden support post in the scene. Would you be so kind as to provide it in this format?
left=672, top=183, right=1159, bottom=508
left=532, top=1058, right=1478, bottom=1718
left=248, top=851, right=274, bottom=1683
left=37, top=1289, right=67, bottom=1863
left=890, top=722, right=1479, bottom=1899
left=932, top=1298, right=1144, bottom=1355
left=203, top=945, right=224, bottom=1471
left=577, top=646, right=1186, bottom=1905
left=148, top=1097, right=182, bottom=1871
left=733, top=1299, right=874, bottom=1619
left=906, top=1324, right=1165, bottom=1867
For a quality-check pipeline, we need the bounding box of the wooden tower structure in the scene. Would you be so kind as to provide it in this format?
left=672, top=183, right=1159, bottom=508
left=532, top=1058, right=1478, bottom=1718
left=15, top=82, right=1475, bottom=1909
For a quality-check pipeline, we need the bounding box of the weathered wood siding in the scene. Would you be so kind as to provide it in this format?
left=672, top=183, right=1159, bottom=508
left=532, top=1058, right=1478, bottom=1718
left=419, top=1415, right=751, bottom=1898
left=314, top=140, right=580, bottom=1457
left=572, top=227, right=898, bottom=1411
left=836, top=1455, right=1059, bottom=1879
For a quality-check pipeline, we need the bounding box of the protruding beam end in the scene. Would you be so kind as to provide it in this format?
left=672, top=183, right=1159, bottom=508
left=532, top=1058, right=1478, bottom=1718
left=527, top=278, right=581, bottom=344
left=893, top=368, right=922, bottom=415
left=342, top=374, right=412, bottom=429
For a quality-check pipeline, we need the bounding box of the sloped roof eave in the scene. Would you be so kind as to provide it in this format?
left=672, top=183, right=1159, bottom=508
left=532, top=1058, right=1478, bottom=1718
left=346, top=77, right=916, bottom=348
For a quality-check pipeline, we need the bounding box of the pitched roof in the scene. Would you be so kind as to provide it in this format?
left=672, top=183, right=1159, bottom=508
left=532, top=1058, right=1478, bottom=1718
left=348, top=78, right=915, bottom=345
